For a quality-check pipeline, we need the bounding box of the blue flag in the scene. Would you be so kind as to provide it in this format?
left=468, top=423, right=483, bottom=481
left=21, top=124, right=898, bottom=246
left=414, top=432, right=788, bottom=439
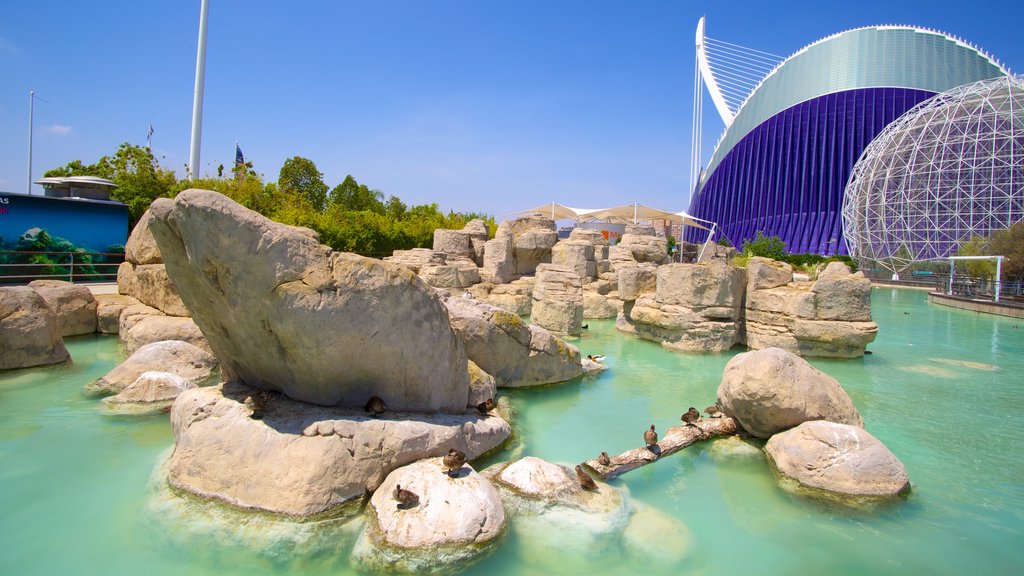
left=235, top=143, right=244, bottom=167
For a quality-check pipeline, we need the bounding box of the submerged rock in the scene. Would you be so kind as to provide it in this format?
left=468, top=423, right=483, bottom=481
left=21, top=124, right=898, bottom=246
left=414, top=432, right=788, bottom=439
left=484, top=457, right=633, bottom=574
left=86, top=339, right=218, bottom=397
left=717, top=347, right=863, bottom=438
left=101, top=371, right=195, bottom=414
left=351, top=458, right=506, bottom=574
left=147, top=189, right=469, bottom=411
left=0, top=286, right=69, bottom=370
left=765, top=420, right=911, bottom=500
left=622, top=500, right=695, bottom=568
left=167, top=382, right=511, bottom=517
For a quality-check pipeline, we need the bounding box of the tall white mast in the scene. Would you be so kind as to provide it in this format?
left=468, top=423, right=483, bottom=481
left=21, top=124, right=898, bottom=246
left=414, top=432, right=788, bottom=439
left=188, top=0, right=210, bottom=179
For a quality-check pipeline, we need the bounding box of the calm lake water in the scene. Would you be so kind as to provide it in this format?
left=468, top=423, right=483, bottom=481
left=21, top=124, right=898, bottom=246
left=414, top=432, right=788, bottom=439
left=1, top=287, right=1022, bottom=575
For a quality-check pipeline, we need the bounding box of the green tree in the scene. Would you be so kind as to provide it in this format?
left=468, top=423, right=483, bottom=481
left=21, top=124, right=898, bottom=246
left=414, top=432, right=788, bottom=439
left=328, top=175, right=385, bottom=214
left=278, top=156, right=328, bottom=211
left=741, top=231, right=788, bottom=261
left=986, top=221, right=1024, bottom=278
left=384, top=195, right=407, bottom=220
left=956, top=236, right=996, bottom=277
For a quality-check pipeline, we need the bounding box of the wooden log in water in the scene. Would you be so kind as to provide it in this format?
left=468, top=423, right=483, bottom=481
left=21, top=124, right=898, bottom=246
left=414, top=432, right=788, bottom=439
left=583, top=417, right=738, bottom=480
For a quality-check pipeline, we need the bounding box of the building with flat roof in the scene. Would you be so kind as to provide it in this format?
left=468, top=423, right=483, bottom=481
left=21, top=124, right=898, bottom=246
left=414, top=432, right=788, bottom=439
left=685, top=23, right=1009, bottom=255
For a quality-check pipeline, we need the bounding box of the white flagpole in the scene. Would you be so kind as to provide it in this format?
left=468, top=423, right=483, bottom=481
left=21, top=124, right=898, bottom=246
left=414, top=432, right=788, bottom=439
left=188, top=0, right=210, bottom=179
left=27, top=90, right=35, bottom=195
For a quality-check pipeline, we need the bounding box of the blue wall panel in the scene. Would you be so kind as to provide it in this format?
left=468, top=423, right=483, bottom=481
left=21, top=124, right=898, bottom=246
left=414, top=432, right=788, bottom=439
left=685, top=87, right=935, bottom=255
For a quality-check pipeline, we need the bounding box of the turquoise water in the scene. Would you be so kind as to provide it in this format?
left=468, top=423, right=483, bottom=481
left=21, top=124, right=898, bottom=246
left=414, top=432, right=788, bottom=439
left=2, top=287, right=1022, bottom=575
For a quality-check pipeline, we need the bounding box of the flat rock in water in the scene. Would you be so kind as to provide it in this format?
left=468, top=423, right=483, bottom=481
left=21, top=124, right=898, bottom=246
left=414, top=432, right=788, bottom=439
left=147, top=190, right=469, bottom=411
left=765, top=420, right=910, bottom=500
left=167, top=382, right=511, bottom=517
left=351, top=458, right=506, bottom=574
left=101, top=371, right=195, bottom=414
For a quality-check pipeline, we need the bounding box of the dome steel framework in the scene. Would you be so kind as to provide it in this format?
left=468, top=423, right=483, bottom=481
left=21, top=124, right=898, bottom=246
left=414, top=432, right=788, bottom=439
left=842, top=76, right=1024, bottom=272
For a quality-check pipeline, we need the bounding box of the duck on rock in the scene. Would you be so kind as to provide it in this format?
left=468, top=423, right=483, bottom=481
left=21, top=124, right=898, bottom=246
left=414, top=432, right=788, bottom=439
left=575, top=465, right=598, bottom=491
left=442, top=448, right=468, bottom=478
left=393, top=484, right=419, bottom=509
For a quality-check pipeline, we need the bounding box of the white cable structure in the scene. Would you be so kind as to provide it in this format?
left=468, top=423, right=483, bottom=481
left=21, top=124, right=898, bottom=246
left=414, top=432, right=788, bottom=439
left=842, top=76, right=1024, bottom=273
left=690, top=17, right=782, bottom=205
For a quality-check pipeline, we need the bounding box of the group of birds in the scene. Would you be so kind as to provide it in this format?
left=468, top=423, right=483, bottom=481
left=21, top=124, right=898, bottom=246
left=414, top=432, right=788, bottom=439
left=366, top=395, right=496, bottom=419
left=626, top=404, right=725, bottom=454
left=391, top=447, right=470, bottom=510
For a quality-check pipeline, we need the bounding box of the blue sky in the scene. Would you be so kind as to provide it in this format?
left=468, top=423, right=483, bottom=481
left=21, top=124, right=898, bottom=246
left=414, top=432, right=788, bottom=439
left=1, top=0, right=1021, bottom=218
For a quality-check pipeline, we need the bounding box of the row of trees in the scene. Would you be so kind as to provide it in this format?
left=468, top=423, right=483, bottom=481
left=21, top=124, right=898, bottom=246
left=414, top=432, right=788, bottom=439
left=44, top=144, right=494, bottom=256
left=956, top=222, right=1024, bottom=278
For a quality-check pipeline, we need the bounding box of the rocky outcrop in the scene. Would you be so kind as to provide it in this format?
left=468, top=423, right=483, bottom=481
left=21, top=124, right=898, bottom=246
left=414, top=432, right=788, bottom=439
left=351, top=458, right=506, bottom=573
left=101, top=371, right=196, bottom=413
left=493, top=215, right=558, bottom=278
left=551, top=240, right=596, bottom=282
left=27, top=280, right=97, bottom=336
left=616, top=264, right=657, bottom=301
left=86, top=339, right=218, bottom=396
left=117, top=210, right=189, bottom=317
left=95, top=294, right=138, bottom=334
left=384, top=249, right=481, bottom=290
left=482, top=235, right=515, bottom=284
left=583, top=291, right=619, bottom=319
left=442, top=295, right=589, bottom=388
left=717, top=347, right=864, bottom=438
left=147, top=189, right=469, bottom=411
left=744, top=260, right=877, bottom=358
left=0, top=286, right=70, bottom=370
left=621, top=260, right=746, bottom=352
left=432, top=219, right=489, bottom=266
left=765, top=420, right=911, bottom=499
left=467, top=360, right=497, bottom=408
left=478, top=277, right=534, bottom=316
left=613, top=225, right=668, bottom=265
left=531, top=264, right=584, bottom=336
left=167, top=382, right=511, bottom=516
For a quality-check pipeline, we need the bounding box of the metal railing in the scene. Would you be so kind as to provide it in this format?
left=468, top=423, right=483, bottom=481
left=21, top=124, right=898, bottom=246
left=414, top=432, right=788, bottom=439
left=0, top=250, right=124, bottom=285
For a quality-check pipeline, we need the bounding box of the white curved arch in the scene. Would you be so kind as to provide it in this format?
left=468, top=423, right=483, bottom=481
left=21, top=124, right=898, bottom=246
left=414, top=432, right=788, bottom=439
left=696, top=17, right=734, bottom=126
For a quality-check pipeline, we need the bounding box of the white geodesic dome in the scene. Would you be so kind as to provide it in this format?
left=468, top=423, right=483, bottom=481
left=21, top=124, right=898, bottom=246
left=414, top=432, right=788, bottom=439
left=842, top=76, right=1024, bottom=272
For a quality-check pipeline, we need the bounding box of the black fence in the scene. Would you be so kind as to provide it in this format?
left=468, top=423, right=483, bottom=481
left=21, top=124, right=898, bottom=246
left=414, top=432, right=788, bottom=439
left=0, top=250, right=125, bottom=285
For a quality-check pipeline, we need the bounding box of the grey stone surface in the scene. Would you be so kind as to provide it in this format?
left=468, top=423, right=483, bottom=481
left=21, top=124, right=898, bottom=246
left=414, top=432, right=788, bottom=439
left=0, top=286, right=69, bottom=370
left=28, top=280, right=97, bottom=336
left=765, top=420, right=911, bottom=498
left=148, top=189, right=469, bottom=411
left=531, top=264, right=584, bottom=336
left=86, top=339, right=218, bottom=396
left=717, top=347, right=864, bottom=438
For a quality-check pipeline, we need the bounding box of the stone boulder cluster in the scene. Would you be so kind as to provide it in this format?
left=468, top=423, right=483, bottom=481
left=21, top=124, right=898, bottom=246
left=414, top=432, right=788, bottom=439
left=716, top=347, right=911, bottom=502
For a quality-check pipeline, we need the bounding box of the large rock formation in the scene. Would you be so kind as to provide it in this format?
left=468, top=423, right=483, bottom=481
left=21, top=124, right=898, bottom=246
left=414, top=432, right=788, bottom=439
left=744, top=259, right=877, bottom=358
left=765, top=420, right=911, bottom=499
left=117, top=210, right=189, bottom=317
left=147, top=189, right=469, bottom=411
left=167, top=383, right=511, bottom=516
left=121, top=313, right=210, bottom=355
left=551, top=240, right=596, bottom=282
left=95, top=294, right=138, bottom=334
left=491, top=215, right=559, bottom=278
left=442, top=295, right=588, bottom=387
left=531, top=264, right=584, bottom=336
left=86, top=339, right=218, bottom=396
left=432, top=218, right=489, bottom=266
left=620, top=260, right=746, bottom=352
left=717, top=347, right=864, bottom=438
left=612, top=225, right=668, bottom=266
left=27, top=280, right=97, bottom=336
left=0, top=286, right=70, bottom=370
left=477, top=277, right=534, bottom=316
left=351, top=458, right=506, bottom=573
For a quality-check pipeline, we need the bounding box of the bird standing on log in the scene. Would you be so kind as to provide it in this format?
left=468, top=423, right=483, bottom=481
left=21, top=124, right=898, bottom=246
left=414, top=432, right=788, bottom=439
left=598, top=451, right=611, bottom=466
left=681, top=407, right=701, bottom=427
left=644, top=424, right=658, bottom=449
left=442, top=448, right=467, bottom=477
left=575, top=465, right=598, bottom=491
left=244, top=390, right=273, bottom=420
left=393, top=484, right=419, bottom=509
left=704, top=404, right=723, bottom=418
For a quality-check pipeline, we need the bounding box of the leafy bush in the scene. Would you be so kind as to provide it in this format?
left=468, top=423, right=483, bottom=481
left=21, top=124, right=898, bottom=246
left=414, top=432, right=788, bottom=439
left=740, top=231, right=787, bottom=261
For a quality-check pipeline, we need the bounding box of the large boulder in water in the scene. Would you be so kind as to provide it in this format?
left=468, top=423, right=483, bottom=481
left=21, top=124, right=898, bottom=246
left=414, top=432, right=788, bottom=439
left=351, top=458, right=506, bottom=573
left=168, top=383, right=511, bottom=517
left=147, top=189, right=469, bottom=411
left=28, top=280, right=98, bottom=336
left=0, top=286, right=70, bottom=370
left=717, top=347, right=863, bottom=438
left=765, top=420, right=910, bottom=499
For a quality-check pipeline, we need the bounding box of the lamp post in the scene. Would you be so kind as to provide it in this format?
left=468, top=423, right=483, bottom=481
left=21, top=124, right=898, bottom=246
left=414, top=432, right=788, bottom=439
left=27, top=90, right=35, bottom=195
left=188, top=0, right=210, bottom=179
